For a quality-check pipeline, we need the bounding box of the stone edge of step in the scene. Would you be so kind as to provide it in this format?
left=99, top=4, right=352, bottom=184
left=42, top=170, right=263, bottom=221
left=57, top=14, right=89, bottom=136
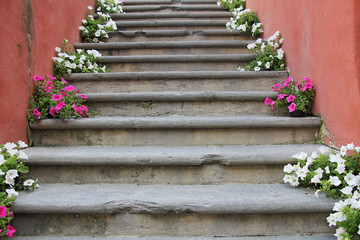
left=29, top=115, right=322, bottom=130
left=109, top=12, right=232, bottom=19
left=12, top=183, right=337, bottom=215
left=123, top=0, right=218, bottom=5
left=13, top=235, right=337, bottom=240
left=115, top=20, right=228, bottom=27
left=83, top=91, right=277, bottom=102
left=23, top=144, right=325, bottom=166
left=107, top=29, right=252, bottom=37
left=65, top=71, right=288, bottom=81
left=74, top=40, right=253, bottom=50
left=122, top=5, right=222, bottom=12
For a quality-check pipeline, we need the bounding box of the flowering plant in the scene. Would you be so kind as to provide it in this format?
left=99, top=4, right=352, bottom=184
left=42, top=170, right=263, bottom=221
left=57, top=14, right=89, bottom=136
left=226, top=7, right=263, bottom=37
left=53, top=40, right=108, bottom=76
left=217, top=0, right=246, bottom=11
left=239, top=31, right=285, bottom=71
left=28, top=74, right=96, bottom=122
left=0, top=141, right=38, bottom=238
left=283, top=143, right=360, bottom=240
left=79, top=2, right=121, bottom=43
left=264, top=76, right=315, bottom=113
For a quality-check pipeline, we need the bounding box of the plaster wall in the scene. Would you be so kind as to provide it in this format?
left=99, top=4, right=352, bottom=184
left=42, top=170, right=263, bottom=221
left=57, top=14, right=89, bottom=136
left=247, top=0, right=360, bottom=147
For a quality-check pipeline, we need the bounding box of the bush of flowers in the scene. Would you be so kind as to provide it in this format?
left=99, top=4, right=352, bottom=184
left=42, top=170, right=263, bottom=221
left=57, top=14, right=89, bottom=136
left=239, top=31, right=285, bottom=71
left=53, top=40, right=108, bottom=76
left=0, top=141, right=37, bottom=238
left=217, top=0, right=246, bottom=11
left=79, top=0, right=124, bottom=43
left=28, top=74, right=97, bottom=122
left=264, top=76, right=315, bottom=114
left=284, top=143, right=360, bottom=240
left=226, top=7, right=263, bottom=37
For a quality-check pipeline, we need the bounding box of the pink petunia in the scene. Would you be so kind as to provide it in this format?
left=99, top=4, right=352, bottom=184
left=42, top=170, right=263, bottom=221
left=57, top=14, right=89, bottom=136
left=33, top=75, right=44, bottom=81
left=9, top=212, right=13, bottom=218
left=272, top=83, right=281, bottom=91
left=270, top=100, right=276, bottom=109
left=304, top=77, right=311, bottom=83
left=0, top=206, right=7, bottom=217
left=79, top=94, right=88, bottom=99
left=46, top=74, right=56, bottom=80
left=44, top=86, right=52, bottom=93
left=72, top=103, right=82, bottom=114
left=264, top=97, right=272, bottom=106
left=62, top=85, right=77, bottom=92
left=80, top=105, right=89, bottom=117
left=60, top=91, right=69, bottom=97
left=277, top=94, right=287, bottom=100
left=52, top=95, right=63, bottom=102
left=55, top=101, right=66, bottom=111
left=288, top=102, right=296, bottom=112
left=33, top=109, right=41, bottom=120
left=61, top=78, right=68, bottom=84
left=286, top=94, right=296, bottom=103
left=6, top=225, right=16, bottom=238
left=49, top=107, right=59, bottom=117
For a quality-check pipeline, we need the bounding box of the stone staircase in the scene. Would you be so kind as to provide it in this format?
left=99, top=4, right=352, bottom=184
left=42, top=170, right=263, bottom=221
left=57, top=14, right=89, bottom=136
left=14, top=0, right=336, bottom=239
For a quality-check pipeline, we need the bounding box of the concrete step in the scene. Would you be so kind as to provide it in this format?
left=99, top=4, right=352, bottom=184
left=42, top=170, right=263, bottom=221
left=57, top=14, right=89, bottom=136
left=75, top=40, right=253, bottom=55
left=29, top=115, right=321, bottom=146
left=109, top=12, right=231, bottom=21
left=66, top=71, right=288, bottom=93
left=122, top=5, right=222, bottom=13
left=12, top=236, right=338, bottom=240
left=12, top=184, right=336, bottom=237
left=97, top=54, right=256, bottom=72
left=106, top=29, right=254, bottom=42
left=24, top=144, right=322, bottom=184
left=83, top=91, right=284, bottom=117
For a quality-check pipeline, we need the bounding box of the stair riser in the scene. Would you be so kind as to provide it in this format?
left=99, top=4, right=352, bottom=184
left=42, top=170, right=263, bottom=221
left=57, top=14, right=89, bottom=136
left=71, top=78, right=285, bottom=93
left=25, top=164, right=285, bottom=184
left=122, top=7, right=223, bottom=13
left=116, top=25, right=226, bottom=31
left=98, top=47, right=251, bottom=56
left=13, top=213, right=333, bottom=237
left=31, top=128, right=318, bottom=146
left=105, top=34, right=254, bottom=42
left=87, top=101, right=285, bottom=117
left=105, top=62, right=247, bottom=72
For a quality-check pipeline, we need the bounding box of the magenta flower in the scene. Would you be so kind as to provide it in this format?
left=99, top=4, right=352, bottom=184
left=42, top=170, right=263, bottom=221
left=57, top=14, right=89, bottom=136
left=277, top=94, right=287, bottom=100
left=79, top=94, right=88, bottom=99
left=288, top=102, right=296, bottom=112
left=270, top=101, right=276, bottom=109
left=80, top=105, right=89, bottom=117
left=9, top=212, right=13, bottom=217
left=72, top=103, right=82, bottom=114
left=264, top=97, right=272, bottom=106
left=49, top=107, right=59, bottom=117
left=33, top=109, right=41, bottom=119
left=33, top=75, right=44, bottom=81
left=0, top=206, right=7, bottom=217
left=52, top=95, right=63, bottom=102
left=46, top=74, right=56, bottom=80
left=62, top=85, right=77, bottom=92
left=304, top=77, right=311, bottom=82
left=272, top=83, right=281, bottom=91
left=60, top=91, right=69, bottom=97
left=61, top=78, right=68, bottom=84
left=286, top=94, right=296, bottom=102
left=6, top=225, right=16, bottom=238
left=55, top=101, right=66, bottom=111
left=44, top=86, right=52, bottom=93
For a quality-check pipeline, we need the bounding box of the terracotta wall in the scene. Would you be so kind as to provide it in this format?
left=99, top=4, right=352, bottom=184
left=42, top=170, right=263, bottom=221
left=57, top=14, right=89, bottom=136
left=0, top=0, right=94, bottom=144
left=247, top=0, right=360, bottom=147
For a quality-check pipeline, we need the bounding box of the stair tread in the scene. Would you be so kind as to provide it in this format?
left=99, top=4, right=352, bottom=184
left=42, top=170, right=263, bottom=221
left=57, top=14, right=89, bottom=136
left=122, top=5, right=222, bottom=12
left=13, top=183, right=336, bottom=214
left=108, top=29, right=251, bottom=37
left=29, top=115, right=321, bottom=130
left=24, top=144, right=324, bottom=166
left=110, top=12, right=231, bottom=19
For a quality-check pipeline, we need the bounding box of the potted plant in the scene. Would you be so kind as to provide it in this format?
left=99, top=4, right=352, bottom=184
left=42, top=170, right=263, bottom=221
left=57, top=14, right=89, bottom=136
left=264, top=76, right=315, bottom=117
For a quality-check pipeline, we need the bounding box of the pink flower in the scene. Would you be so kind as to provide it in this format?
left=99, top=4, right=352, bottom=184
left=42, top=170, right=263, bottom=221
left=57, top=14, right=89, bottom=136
left=72, top=103, right=82, bottom=114
left=33, top=109, right=41, bottom=120
left=44, top=86, right=52, bottom=93
left=55, top=101, right=66, bottom=111
left=61, top=78, right=68, bottom=84
left=52, top=95, right=63, bottom=102
left=6, top=225, right=16, bottom=238
left=46, top=74, right=56, bottom=80
left=9, top=212, right=13, bottom=217
left=304, top=77, right=311, bottom=83
left=80, top=105, right=89, bottom=117
left=79, top=94, right=88, bottom=99
left=295, top=82, right=301, bottom=86
left=264, top=97, right=272, bottom=106
left=272, top=83, right=281, bottom=91
left=283, top=77, right=292, bottom=87
left=62, top=85, right=77, bottom=92
left=0, top=206, right=7, bottom=217
left=33, top=75, right=44, bottom=81
left=288, top=102, right=296, bottom=112
left=271, top=101, right=276, bottom=109
left=49, top=107, right=59, bottom=117
left=286, top=94, right=296, bottom=103
left=60, top=91, right=69, bottom=97
left=277, top=94, right=287, bottom=100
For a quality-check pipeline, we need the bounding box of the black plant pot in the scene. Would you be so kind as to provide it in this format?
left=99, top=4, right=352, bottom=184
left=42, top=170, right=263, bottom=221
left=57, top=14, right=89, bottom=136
left=290, top=110, right=306, bottom=117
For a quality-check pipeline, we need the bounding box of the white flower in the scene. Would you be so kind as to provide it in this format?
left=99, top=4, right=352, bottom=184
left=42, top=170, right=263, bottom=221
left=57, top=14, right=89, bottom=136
left=7, top=148, right=18, bottom=156
left=340, top=146, right=347, bottom=156
left=238, top=24, right=246, bottom=32
left=4, top=142, right=16, bottom=151
left=105, top=19, right=117, bottom=30
left=335, top=163, right=346, bottom=174
left=5, top=175, right=14, bottom=186
left=333, top=200, right=347, bottom=211
left=247, top=43, right=256, bottom=50
left=344, top=173, right=358, bottom=186
left=24, top=179, right=35, bottom=187
left=305, top=157, right=314, bottom=167
left=289, top=175, right=299, bottom=187
left=17, top=150, right=28, bottom=160
left=253, top=67, right=261, bottom=71
left=69, top=55, right=76, bottom=61
left=55, top=47, right=62, bottom=53
left=0, top=155, right=6, bottom=165
left=311, top=168, right=324, bottom=184
left=53, top=57, right=64, bottom=63
left=88, top=6, right=93, bottom=10
left=256, top=38, right=262, bottom=44
left=296, top=166, right=309, bottom=179
left=346, top=143, right=355, bottom=150
left=0, top=170, right=4, bottom=176
left=95, top=30, right=101, bottom=37
left=358, top=225, right=360, bottom=235
left=276, top=49, right=284, bottom=59
left=79, top=26, right=86, bottom=31
left=6, top=169, right=18, bottom=179
left=334, top=227, right=345, bottom=239
left=311, top=151, right=319, bottom=159
left=330, top=154, right=343, bottom=163
left=265, top=62, right=271, bottom=69
left=283, top=174, right=292, bottom=184
left=325, top=166, right=330, bottom=174
left=82, top=19, right=87, bottom=24
left=257, top=61, right=262, bottom=66
left=283, top=164, right=294, bottom=173
left=292, top=152, right=307, bottom=160
left=341, top=186, right=353, bottom=196
left=6, top=189, right=18, bottom=198
left=329, top=176, right=342, bottom=186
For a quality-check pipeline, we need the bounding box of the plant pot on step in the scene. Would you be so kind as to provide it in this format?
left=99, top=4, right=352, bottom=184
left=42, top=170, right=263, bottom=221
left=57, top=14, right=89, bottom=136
left=290, top=110, right=306, bottom=117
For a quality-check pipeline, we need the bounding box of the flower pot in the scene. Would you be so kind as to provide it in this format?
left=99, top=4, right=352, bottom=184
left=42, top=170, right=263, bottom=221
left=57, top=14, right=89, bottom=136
left=290, top=110, right=306, bottom=117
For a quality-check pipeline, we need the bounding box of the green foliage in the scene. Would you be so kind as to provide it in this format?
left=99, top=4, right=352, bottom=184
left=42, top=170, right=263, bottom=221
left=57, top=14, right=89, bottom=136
left=96, top=0, right=124, bottom=13
left=226, top=9, right=263, bottom=36
left=218, top=0, right=246, bottom=11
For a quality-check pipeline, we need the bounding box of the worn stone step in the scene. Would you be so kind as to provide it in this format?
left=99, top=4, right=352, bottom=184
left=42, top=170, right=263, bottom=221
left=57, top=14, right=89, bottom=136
left=67, top=71, right=288, bottom=93
left=123, top=0, right=218, bottom=5
left=83, top=91, right=283, bottom=117
left=75, top=40, right=253, bottom=55
left=12, top=184, right=335, bottom=236
left=24, top=144, right=322, bottom=184
left=97, top=54, right=256, bottom=72
left=29, top=115, right=321, bottom=146
left=106, top=29, right=254, bottom=42
left=122, top=5, right=222, bottom=12
left=110, top=12, right=231, bottom=21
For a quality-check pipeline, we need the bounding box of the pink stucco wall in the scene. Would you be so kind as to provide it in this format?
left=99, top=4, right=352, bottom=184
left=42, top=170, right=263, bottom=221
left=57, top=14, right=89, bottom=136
left=247, top=0, right=360, bottom=147
left=0, top=0, right=94, bottom=144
